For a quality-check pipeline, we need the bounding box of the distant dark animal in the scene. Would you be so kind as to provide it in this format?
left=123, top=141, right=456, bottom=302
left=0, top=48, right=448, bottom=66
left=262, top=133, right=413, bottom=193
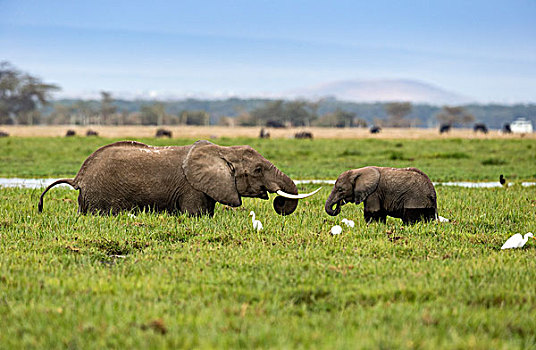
left=370, top=126, right=381, bottom=134
left=473, top=123, right=488, bottom=134
left=295, top=131, right=313, bottom=139
left=155, top=128, right=172, bottom=138
left=37, top=140, right=318, bottom=217
left=325, top=166, right=437, bottom=224
left=439, top=124, right=451, bottom=134
left=499, top=174, right=506, bottom=186
left=86, top=129, right=99, bottom=136
left=266, top=120, right=286, bottom=128
left=0, top=131, right=9, bottom=137
left=65, top=130, right=76, bottom=137
left=259, top=128, right=270, bottom=139
left=502, top=124, right=512, bottom=133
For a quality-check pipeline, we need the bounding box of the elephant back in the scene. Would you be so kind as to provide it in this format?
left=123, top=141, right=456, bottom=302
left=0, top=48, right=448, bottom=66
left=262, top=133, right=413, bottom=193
left=74, top=141, right=151, bottom=182
left=381, top=167, right=436, bottom=208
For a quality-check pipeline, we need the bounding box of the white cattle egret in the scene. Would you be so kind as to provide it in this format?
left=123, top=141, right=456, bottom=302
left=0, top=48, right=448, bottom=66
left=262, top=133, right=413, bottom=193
left=330, top=225, right=342, bottom=235
left=341, top=218, right=355, bottom=228
left=501, top=232, right=534, bottom=249
left=437, top=216, right=449, bottom=222
left=249, top=211, right=263, bottom=231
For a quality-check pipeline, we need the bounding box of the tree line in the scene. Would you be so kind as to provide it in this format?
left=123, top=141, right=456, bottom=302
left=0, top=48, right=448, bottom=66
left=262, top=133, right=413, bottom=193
left=2, top=61, right=535, bottom=129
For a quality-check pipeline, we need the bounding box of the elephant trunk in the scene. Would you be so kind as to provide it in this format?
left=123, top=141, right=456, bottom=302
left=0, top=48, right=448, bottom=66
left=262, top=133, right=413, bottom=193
left=324, top=191, right=341, bottom=216
left=271, top=166, right=299, bottom=216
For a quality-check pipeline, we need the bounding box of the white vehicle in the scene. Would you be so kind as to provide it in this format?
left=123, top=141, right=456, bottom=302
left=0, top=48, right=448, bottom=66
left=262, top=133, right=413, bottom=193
left=510, top=118, right=533, bottom=133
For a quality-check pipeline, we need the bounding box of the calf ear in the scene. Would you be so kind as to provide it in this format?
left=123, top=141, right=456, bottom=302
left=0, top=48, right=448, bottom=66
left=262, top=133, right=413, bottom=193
left=351, top=167, right=380, bottom=204
left=183, top=140, right=241, bottom=207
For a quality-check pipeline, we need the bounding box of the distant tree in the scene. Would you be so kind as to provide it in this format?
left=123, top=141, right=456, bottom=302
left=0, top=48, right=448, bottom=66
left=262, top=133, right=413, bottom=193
left=100, top=91, right=117, bottom=125
left=372, top=117, right=385, bottom=128
left=250, top=100, right=320, bottom=127
left=307, top=99, right=321, bottom=122
left=235, top=111, right=257, bottom=126
left=47, top=104, right=73, bottom=124
left=313, top=113, right=338, bottom=127
left=435, top=106, right=475, bottom=127
left=72, top=101, right=97, bottom=125
left=139, top=103, right=181, bottom=125
left=250, top=100, right=285, bottom=125
left=218, top=116, right=235, bottom=127
left=17, top=110, right=42, bottom=125
left=334, top=108, right=356, bottom=127
left=125, top=112, right=142, bottom=125
left=140, top=103, right=166, bottom=125
left=180, top=110, right=209, bottom=125
left=284, top=100, right=314, bottom=126
left=313, top=108, right=358, bottom=128
left=0, top=61, right=60, bottom=124
left=107, top=110, right=132, bottom=125
left=385, top=102, right=412, bottom=127
left=353, top=118, right=368, bottom=128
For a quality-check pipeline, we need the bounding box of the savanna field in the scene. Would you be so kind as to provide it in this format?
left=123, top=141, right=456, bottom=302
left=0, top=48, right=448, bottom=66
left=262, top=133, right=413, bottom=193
left=1, top=130, right=536, bottom=349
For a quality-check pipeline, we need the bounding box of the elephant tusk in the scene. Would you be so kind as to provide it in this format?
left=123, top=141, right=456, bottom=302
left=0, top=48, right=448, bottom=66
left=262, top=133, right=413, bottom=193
left=276, top=187, right=321, bottom=199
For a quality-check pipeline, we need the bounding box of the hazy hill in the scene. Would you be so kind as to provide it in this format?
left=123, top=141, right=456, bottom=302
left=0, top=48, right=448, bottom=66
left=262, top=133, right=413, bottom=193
left=289, top=79, right=473, bottom=105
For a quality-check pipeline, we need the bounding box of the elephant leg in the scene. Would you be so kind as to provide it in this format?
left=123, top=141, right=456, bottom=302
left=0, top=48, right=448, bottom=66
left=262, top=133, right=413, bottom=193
left=79, top=187, right=120, bottom=215
left=178, top=192, right=216, bottom=217
left=363, top=197, right=386, bottom=223
left=364, top=210, right=387, bottom=223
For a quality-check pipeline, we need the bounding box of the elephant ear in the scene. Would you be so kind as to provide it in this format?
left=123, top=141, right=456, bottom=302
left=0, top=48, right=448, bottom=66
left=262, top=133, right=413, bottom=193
left=352, top=167, right=380, bottom=204
left=183, top=140, right=241, bottom=207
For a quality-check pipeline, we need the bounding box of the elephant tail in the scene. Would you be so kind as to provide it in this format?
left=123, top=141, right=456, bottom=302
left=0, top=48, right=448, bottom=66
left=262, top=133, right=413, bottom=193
left=38, top=179, right=77, bottom=213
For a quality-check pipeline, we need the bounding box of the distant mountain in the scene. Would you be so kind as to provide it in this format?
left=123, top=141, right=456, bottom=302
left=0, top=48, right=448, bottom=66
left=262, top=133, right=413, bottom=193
left=289, top=79, right=473, bottom=105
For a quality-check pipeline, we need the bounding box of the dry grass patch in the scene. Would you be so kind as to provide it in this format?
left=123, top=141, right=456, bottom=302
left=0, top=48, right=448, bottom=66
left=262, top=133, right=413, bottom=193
left=3, top=125, right=535, bottom=139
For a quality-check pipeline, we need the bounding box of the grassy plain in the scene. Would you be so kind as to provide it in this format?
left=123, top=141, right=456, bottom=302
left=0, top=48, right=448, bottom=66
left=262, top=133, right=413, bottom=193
left=1, top=135, right=536, bottom=180
left=1, top=135, right=536, bottom=349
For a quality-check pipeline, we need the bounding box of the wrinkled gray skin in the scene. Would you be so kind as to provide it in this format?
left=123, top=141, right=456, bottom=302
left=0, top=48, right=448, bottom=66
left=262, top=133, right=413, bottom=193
left=325, top=166, right=437, bottom=224
left=39, top=140, right=299, bottom=216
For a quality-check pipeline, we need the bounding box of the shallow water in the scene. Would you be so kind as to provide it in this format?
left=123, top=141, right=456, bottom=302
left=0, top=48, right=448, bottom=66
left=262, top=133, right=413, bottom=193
left=0, top=178, right=69, bottom=189
left=1, top=178, right=535, bottom=189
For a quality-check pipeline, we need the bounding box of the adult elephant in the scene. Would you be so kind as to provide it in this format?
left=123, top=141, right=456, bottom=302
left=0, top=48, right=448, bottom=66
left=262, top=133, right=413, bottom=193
left=39, top=140, right=317, bottom=216
left=325, top=166, right=437, bottom=224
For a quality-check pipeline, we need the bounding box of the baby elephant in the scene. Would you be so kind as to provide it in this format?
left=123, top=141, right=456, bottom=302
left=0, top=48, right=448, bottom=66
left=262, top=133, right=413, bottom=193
left=325, top=166, right=437, bottom=224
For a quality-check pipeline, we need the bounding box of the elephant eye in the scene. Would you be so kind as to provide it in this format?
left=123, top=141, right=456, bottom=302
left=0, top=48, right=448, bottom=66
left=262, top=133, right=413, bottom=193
left=254, top=166, right=262, bottom=174
left=337, top=187, right=343, bottom=192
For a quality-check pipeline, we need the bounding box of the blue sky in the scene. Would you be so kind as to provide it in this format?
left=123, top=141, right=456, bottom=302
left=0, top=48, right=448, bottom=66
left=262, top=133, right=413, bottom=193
left=1, top=0, right=535, bottom=103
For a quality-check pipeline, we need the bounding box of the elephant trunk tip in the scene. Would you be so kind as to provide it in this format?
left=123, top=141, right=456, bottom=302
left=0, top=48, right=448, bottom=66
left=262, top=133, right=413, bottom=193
left=273, top=196, right=298, bottom=216
left=271, top=170, right=299, bottom=216
left=325, top=201, right=341, bottom=216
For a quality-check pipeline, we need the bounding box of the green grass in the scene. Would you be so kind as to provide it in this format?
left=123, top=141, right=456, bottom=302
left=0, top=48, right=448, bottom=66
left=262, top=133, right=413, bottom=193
left=1, top=136, right=536, bottom=180
left=1, top=185, right=536, bottom=348
left=1, top=137, right=536, bottom=348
